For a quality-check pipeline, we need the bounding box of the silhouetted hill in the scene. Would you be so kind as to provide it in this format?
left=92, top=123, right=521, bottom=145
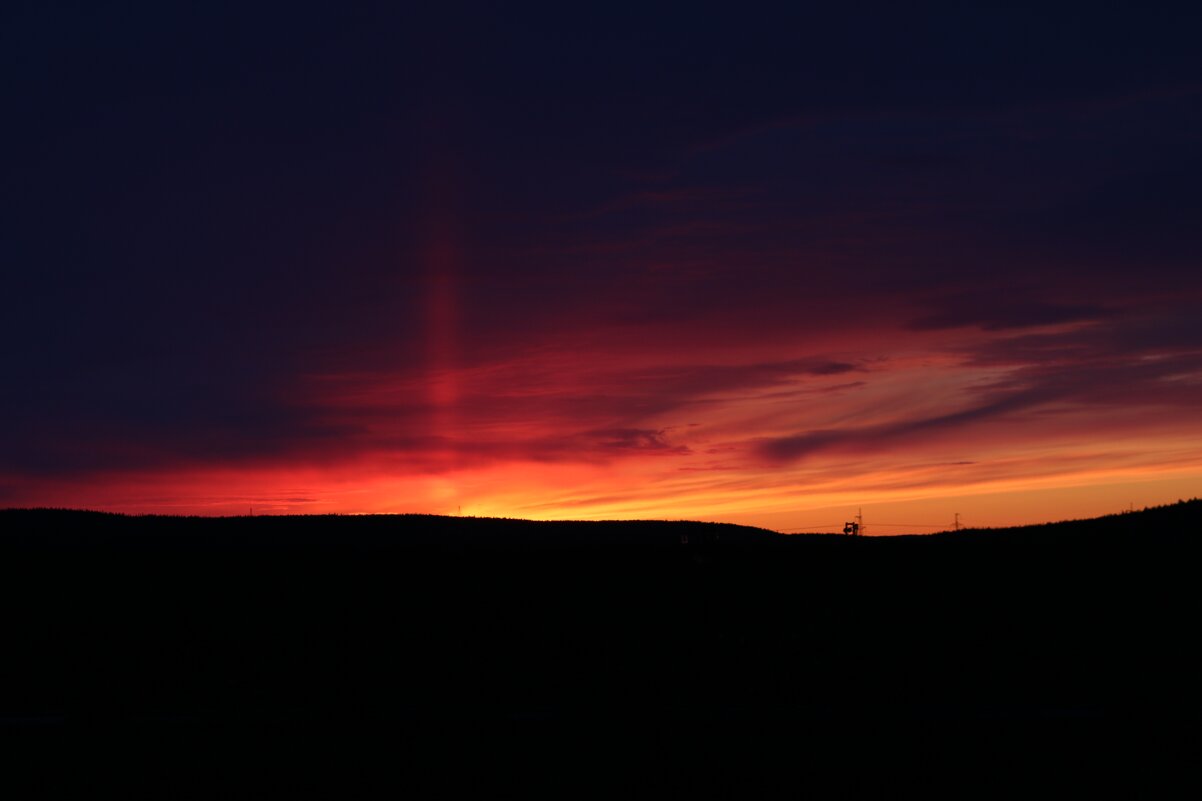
left=928, top=497, right=1202, bottom=542
left=5, top=496, right=1197, bottom=547
left=2, top=501, right=1198, bottom=796
left=0, top=509, right=779, bottom=549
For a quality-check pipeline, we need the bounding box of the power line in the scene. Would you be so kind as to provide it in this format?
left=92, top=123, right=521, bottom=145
left=781, top=513, right=967, bottom=533
left=780, top=521, right=959, bottom=531
left=779, top=521, right=843, bottom=531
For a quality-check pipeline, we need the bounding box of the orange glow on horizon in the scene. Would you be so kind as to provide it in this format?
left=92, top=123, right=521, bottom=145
left=7, top=319, right=1201, bottom=532
left=7, top=445, right=1200, bottom=535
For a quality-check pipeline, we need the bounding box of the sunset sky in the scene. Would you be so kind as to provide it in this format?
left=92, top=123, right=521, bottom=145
left=4, top=3, right=1202, bottom=531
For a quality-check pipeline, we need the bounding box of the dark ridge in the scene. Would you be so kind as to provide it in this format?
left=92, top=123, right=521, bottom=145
left=0, top=509, right=779, bottom=550
left=922, top=496, right=1202, bottom=541
left=2, top=501, right=1198, bottom=795
left=4, top=496, right=1198, bottom=547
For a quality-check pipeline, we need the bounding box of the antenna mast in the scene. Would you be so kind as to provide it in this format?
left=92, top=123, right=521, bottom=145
left=842, top=508, right=865, bottom=536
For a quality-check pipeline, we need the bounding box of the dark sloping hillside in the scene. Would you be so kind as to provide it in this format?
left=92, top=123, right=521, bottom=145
left=0, top=509, right=778, bottom=549
left=927, top=497, right=1202, bottom=543
left=1, top=502, right=1198, bottom=796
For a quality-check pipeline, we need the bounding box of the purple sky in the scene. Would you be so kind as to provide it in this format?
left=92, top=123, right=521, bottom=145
left=4, top=3, right=1202, bottom=528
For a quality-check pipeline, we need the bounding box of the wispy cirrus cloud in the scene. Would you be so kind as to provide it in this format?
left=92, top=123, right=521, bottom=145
left=5, top=4, right=1202, bottom=525
left=755, top=308, right=1202, bottom=464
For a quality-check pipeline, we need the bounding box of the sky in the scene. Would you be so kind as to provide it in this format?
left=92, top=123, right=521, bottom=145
left=3, top=2, right=1202, bottom=532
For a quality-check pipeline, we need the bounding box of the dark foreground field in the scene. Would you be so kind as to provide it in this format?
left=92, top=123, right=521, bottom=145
left=2, top=503, right=1199, bottom=796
